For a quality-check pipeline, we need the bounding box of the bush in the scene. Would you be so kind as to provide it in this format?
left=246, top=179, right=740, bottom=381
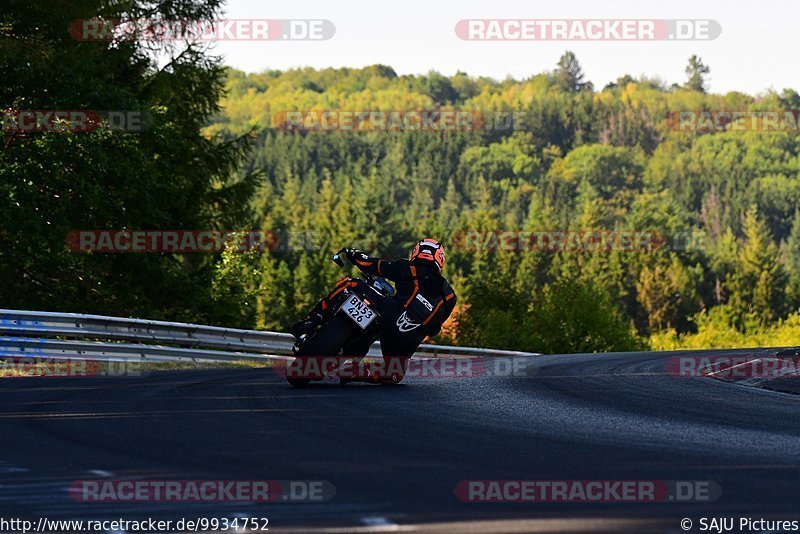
left=458, top=275, right=646, bottom=354
left=651, top=306, right=800, bottom=350
left=527, top=281, right=647, bottom=354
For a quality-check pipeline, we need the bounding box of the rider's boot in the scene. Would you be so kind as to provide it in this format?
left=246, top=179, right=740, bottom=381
left=288, top=313, right=322, bottom=339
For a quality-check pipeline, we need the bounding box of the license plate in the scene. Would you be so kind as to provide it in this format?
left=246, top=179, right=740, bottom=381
left=340, top=294, right=377, bottom=329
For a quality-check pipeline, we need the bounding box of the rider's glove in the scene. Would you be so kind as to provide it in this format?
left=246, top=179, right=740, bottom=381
left=344, top=247, right=359, bottom=264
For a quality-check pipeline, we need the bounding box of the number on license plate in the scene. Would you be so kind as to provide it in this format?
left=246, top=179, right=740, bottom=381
left=340, top=294, right=376, bottom=329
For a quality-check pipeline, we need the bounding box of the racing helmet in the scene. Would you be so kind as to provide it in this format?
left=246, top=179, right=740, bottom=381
left=410, top=239, right=445, bottom=272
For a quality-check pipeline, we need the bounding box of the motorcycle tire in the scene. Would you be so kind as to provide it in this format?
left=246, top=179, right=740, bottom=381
left=286, top=315, right=358, bottom=388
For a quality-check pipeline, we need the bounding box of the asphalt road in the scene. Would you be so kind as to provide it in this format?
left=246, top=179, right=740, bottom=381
left=0, top=349, right=798, bottom=533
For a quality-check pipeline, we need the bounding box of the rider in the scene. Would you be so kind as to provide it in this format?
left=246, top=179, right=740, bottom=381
left=289, top=239, right=457, bottom=384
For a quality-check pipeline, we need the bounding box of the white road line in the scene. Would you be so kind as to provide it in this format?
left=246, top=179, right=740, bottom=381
left=0, top=461, right=28, bottom=473
left=356, top=516, right=412, bottom=532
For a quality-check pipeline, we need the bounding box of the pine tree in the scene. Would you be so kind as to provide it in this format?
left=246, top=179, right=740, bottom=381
left=684, top=55, right=710, bottom=92
left=554, top=51, right=588, bottom=93
left=636, top=256, right=701, bottom=331
left=785, top=208, right=800, bottom=306
left=256, top=255, right=295, bottom=330
left=727, top=207, right=788, bottom=325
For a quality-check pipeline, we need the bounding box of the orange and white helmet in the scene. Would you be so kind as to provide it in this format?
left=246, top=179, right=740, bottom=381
left=410, top=239, right=445, bottom=272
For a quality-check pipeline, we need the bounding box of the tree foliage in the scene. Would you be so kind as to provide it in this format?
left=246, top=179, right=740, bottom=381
left=5, top=27, right=800, bottom=353
left=0, top=0, right=258, bottom=323
left=208, top=60, right=800, bottom=352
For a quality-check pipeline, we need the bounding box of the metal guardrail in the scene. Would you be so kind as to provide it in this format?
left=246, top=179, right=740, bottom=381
left=0, top=309, right=540, bottom=363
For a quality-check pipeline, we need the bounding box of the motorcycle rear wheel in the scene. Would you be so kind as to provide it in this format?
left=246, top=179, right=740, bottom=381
left=287, top=315, right=358, bottom=388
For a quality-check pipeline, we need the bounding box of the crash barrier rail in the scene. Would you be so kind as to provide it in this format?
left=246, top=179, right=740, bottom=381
left=0, top=309, right=540, bottom=363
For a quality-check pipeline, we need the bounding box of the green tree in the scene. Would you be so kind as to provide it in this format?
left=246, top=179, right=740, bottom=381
left=554, top=51, right=588, bottom=93
left=529, top=278, right=645, bottom=353
left=785, top=208, right=800, bottom=304
left=636, top=256, right=702, bottom=331
left=211, top=248, right=260, bottom=326
left=256, top=255, right=294, bottom=330
left=684, top=55, right=710, bottom=92
left=727, top=207, right=788, bottom=326
left=0, top=0, right=257, bottom=323
left=419, top=71, right=459, bottom=104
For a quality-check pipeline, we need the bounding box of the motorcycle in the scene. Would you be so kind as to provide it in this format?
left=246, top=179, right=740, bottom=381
left=285, top=248, right=396, bottom=388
